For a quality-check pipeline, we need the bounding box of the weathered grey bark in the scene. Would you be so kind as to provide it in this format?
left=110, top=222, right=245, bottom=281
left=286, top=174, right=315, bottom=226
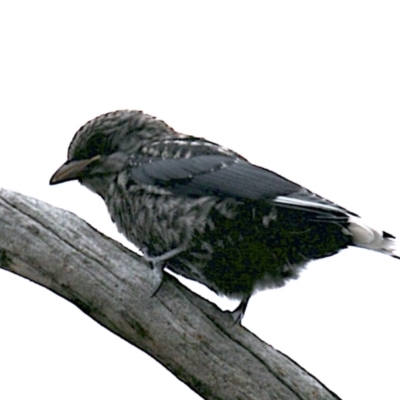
left=0, top=188, right=340, bottom=400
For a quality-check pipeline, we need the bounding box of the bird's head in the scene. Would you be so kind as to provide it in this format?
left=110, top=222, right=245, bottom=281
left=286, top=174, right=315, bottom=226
left=50, top=110, right=178, bottom=197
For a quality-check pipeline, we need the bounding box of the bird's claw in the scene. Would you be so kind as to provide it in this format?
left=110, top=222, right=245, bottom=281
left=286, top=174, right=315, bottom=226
left=149, top=262, right=164, bottom=297
left=143, top=246, right=185, bottom=297
left=228, top=297, right=250, bottom=325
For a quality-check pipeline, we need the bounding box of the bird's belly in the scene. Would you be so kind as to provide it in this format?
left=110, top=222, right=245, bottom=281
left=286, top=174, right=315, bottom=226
left=166, top=203, right=351, bottom=297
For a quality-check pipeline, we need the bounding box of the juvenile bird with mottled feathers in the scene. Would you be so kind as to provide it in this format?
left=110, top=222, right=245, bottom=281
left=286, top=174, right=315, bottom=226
left=50, top=110, right=399, bottom=322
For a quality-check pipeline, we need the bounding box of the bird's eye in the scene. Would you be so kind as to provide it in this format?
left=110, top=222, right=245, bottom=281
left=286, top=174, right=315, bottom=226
left=73, top=133, right=114, bottom=160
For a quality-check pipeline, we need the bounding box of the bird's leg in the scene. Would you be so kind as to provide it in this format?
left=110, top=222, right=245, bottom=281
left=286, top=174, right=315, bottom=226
left=229, top=296, right=250, bottom=325
left=142, top=246, right=186, bottom=297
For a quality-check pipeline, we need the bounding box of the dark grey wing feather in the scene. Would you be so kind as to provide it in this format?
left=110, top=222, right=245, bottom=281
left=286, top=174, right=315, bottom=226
left=128, top=154, right=302, bottom=200
left=127, top=153, right=357, bottom=220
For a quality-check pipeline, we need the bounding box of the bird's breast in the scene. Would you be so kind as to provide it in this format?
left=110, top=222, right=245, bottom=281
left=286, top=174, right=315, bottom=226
left=106, top=177, right=226, bottom=256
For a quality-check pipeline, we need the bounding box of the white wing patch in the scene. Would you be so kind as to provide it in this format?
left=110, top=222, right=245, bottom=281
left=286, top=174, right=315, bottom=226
left=274, top=195, right=344, bottom=214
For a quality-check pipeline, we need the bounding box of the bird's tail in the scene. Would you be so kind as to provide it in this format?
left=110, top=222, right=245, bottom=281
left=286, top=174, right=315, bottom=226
left=346, top=216, right=400, bottom=259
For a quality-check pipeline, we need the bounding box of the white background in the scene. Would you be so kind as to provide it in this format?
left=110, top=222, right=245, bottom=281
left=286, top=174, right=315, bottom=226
left=1, top=2, right=400, bottom=399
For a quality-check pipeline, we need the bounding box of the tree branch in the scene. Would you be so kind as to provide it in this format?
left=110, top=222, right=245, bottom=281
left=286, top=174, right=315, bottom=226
left=0, top=188, right=340, bottom=400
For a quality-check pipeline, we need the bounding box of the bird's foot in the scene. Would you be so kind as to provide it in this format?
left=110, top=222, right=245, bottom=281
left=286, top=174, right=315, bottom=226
left=142, top=246, right=185, bottom=297
left=229, top=297, right=250, bottom=325
left=149, top=261, right=164, bottom=297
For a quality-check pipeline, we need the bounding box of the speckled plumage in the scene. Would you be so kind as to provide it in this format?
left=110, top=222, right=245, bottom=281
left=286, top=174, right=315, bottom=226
left=50, top=110, right=399, bottom=321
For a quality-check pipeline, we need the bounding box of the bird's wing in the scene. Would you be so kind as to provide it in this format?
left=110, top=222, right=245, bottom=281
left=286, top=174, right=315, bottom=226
left=127, top=154, right=300, bottom=199
left=127, top=154, right=356, bottom=218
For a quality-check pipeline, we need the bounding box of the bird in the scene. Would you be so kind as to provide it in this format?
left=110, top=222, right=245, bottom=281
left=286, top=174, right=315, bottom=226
left=50, top=110, right=399, bottom=322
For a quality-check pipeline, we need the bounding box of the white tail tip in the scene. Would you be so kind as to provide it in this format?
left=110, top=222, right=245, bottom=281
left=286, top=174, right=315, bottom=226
left=346, top=216, right=399, bottom=259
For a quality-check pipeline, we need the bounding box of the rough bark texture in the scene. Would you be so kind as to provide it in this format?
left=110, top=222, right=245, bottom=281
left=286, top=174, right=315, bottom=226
left=0, top=188, right=341, bottom=400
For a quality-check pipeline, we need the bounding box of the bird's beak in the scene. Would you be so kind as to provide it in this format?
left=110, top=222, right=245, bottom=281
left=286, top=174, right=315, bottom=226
left=50, top=155, right=101, bottom=185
